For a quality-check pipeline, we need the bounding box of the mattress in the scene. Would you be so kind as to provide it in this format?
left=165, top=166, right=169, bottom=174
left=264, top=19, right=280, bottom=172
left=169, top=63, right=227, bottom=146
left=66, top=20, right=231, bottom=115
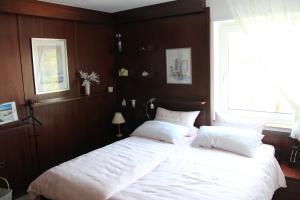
left=109, top=144, right=286, bottom=200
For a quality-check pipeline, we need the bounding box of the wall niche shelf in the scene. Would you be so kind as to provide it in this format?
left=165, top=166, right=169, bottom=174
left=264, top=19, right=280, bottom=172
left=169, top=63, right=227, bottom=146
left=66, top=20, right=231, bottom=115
left=115, top=45, right=156, bottom=55
left=117, top=75, right=154, bottom=81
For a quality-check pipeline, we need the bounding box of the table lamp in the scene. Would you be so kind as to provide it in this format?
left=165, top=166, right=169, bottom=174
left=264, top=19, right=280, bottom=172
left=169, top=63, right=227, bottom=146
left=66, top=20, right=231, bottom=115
left=112, top=112, right=125, bottom=138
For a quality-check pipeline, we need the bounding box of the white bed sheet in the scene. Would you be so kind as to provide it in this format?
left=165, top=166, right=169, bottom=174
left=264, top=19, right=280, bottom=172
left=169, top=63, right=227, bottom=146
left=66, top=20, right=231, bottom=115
left=27, top=136, right=177, bottom=200
left=109, top=144, right=286, bottom=200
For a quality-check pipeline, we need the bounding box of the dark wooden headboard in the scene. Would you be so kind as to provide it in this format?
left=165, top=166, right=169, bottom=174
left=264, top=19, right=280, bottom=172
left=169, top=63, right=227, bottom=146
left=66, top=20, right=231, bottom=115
left=148, top=99, right=210, bottom=127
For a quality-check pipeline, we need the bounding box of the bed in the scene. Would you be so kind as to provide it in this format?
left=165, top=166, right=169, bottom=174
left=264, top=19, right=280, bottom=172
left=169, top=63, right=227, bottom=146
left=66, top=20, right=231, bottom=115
left=27, top=99, right=286, bottom=200
left=109, top=143, right=285, bottom=200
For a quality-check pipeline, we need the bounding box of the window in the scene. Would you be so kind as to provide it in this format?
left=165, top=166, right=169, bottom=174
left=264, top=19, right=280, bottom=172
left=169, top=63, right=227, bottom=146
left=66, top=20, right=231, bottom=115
left=213, top=20, right=300, bottom=129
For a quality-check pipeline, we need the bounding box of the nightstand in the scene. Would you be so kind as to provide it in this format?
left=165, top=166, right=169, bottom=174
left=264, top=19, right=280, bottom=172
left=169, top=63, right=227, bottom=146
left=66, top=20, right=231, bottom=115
left=273, top=162, right=300, bottom=200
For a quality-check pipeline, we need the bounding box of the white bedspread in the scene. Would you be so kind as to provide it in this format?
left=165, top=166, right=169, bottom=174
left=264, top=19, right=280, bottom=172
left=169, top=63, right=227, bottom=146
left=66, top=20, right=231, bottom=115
left=27, top=136, right=176, bottom=200
left=109, top=144, right=286, bottom=200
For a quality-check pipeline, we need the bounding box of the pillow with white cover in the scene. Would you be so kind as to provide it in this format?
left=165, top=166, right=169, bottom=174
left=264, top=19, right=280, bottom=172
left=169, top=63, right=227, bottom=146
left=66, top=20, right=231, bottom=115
left=155, top=107, right=200, bottom=136
left=131, top=120, right=190, bottom=144
left=192, top=126, right=262, bottom=157
left=214, top=112, right=265, bottom=134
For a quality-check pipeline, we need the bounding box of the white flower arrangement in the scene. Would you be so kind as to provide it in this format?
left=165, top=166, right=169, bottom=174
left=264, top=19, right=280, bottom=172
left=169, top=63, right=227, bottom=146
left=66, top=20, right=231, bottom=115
left=79, top=70, right=100, bottom=86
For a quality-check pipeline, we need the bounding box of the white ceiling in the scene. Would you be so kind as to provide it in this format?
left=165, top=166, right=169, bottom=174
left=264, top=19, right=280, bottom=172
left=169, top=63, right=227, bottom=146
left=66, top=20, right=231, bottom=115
left=38, top=0, right=175, bottom=13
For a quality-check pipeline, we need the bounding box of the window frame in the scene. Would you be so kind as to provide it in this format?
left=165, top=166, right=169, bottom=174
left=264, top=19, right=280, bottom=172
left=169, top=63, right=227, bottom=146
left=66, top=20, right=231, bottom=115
left=212, top=20, right=293, bottom=130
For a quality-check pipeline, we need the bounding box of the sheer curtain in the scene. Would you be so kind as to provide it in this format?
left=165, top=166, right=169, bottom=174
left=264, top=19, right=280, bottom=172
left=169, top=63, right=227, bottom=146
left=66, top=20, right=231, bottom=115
left=226, top=0, right=300, bottom=140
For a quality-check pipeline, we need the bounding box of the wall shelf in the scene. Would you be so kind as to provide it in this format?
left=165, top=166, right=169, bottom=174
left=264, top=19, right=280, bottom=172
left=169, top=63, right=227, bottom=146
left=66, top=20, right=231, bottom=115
left=31, top=93, right=108, bottom=108
left=115, top=45, right=156, bottom=55
left=0, top=121, right=31, bottom=133
left=117, top=76, right=154, bottom=81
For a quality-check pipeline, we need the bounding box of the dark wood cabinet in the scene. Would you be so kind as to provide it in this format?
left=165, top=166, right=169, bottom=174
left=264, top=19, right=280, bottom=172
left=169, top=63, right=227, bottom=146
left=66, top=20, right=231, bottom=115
left=0, top=128, right=32, bottom=192
left=273, top=162, right=300, bottom=200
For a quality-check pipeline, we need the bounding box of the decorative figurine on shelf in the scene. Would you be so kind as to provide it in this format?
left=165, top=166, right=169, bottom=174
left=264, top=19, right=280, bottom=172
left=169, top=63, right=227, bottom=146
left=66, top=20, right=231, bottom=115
left=116, top=33, right=122, bottom=53
left=118, top=67, right=128, bottom=77
left=79, top=70, right=100, bottom=96
left=121, top=99, right=126, bottom=107
left=131, top=99, right=136, bottom=108
left=142, top=71, right=150, bottom=77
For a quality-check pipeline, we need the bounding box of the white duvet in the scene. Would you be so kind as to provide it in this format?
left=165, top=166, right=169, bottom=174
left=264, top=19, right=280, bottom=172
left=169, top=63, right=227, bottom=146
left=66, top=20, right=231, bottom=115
left=27, top=136, right=176, bottom=200
left=109, top=144, right=286, bottom=200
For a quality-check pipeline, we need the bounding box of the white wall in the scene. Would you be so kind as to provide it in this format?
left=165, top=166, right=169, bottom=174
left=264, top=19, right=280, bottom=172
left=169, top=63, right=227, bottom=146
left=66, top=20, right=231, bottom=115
left=206, top=0, right=233, bottom=21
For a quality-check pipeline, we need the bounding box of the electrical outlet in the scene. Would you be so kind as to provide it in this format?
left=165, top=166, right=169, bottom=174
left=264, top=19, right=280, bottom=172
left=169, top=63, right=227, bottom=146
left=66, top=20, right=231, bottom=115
left=0, top=161, right=5, bottom=168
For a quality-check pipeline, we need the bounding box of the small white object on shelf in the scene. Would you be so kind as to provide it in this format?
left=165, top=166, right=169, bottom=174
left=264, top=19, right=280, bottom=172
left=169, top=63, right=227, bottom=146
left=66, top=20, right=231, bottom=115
left=121, top=99, right=126, bottom=107
left=108, top=86, right=114, bottom=93
left=142, top=71, right=150, bottom=77
left=118, top=68, right=128, bottom=77
left=131, top=99, right=136, bottom=108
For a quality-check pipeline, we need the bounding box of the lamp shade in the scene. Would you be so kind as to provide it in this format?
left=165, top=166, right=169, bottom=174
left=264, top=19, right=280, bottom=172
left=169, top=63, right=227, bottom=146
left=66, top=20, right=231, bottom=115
left=112, top=112, right=125, bottom=124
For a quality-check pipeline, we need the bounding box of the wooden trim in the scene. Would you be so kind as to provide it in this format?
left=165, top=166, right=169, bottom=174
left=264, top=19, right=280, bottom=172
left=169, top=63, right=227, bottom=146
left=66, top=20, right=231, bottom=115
left=31, top=93, right=111, bottom=108
left=0, top=121, right=31, bottom=134
left=204, top=7, right=211, bottom=125
left=113, top=0, right=206, bottom=24
left=0, top=0, right=112, bottom=24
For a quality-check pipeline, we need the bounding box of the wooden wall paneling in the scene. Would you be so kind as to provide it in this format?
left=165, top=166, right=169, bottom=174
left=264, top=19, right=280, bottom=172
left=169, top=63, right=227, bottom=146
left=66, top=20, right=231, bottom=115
left=115, top=10, right=211, bottom=129
left=0, top=13, right=25, bottom=110
left=75, top=22, right=115, bottom=95
left=17, top=15, right=78, bottom=101
left=78, top=95, right=116, bottom=149
left=0, top=128, right=32, bottom=192
left=0, top=0, right=112, bottom=24
left=34, top=101, right=84, bottom=170
left=33, top=94, right=116, bottom=171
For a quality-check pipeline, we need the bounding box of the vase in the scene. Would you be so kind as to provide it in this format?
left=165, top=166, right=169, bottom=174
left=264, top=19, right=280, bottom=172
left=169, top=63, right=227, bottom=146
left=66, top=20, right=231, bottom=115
left=84, top=82, right=90, bottom=96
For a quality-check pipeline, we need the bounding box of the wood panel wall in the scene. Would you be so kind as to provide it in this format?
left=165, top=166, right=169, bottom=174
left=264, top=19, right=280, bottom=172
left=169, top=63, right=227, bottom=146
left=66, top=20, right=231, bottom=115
left=0, top=2, right=115, bottom=194
left=0, top=0, right=294, bottom=196
left=114, top=1, right=210, bottom=132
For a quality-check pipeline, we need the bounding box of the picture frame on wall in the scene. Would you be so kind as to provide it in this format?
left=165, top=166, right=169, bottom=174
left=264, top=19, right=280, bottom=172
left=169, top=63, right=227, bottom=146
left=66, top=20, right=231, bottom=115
left=166, top=48, right=192, bottom=84
left=31, top=38, right=70, bottom=95
left=0, top=101, right=19, bottom=125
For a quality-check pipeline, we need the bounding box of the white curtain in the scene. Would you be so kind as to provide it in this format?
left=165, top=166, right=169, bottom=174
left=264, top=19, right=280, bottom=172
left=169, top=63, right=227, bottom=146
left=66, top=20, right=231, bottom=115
left=226, top=0, right=300, bottom=140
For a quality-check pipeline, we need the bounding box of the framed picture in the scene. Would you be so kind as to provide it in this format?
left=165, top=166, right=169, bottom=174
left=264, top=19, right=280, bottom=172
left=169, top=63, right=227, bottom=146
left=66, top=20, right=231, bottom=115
left=166, top=48, right=192, bottom=84
left=31, top=38, right=70, bottom=95
left=0, top=101, right=19, bottom=125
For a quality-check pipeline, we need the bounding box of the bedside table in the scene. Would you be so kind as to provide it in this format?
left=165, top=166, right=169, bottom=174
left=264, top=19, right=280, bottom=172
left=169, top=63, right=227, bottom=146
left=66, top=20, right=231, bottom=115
left=273, top=162, right=300, bottom=200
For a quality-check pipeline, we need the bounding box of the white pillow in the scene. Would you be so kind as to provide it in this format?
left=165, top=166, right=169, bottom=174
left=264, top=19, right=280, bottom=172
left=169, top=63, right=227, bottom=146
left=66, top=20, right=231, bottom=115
left=192, top=126, right=262, bottom=157
left=214, top=112, right=265, bottom=134
left=155, top=107, right=200, bottom=136
left=131, top=120, right=190, bottom=144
